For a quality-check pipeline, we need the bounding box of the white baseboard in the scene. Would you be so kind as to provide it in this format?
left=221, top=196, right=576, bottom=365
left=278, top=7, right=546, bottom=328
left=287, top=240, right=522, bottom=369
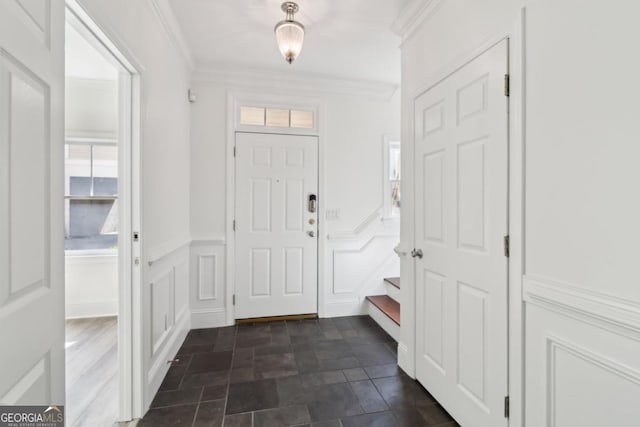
left=397, top=341, right=415, bottom=378
left=147, top=306, right=191, bottom=408
left=322, top=300, right=367, bottom=318
left=191, top=308, right=229, bottom=329
left=65, top=301, right=118, bottom=319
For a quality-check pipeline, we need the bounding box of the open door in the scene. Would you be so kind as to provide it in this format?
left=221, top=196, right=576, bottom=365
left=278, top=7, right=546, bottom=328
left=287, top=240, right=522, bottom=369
left=0, top=0, right=65, bottom=410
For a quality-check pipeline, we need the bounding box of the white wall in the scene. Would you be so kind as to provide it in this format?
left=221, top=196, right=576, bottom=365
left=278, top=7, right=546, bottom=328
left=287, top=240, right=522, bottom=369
left=398, top=1, right=640, bottom=426
left=75, top=0, right=193, bottom=414
left=65, top=254, right=118, bottom=318
left=189, top=75, right=401, bottom=324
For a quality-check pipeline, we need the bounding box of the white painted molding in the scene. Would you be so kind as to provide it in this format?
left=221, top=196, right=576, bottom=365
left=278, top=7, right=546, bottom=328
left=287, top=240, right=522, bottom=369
left=390, top=0, right=444, bottom=42
left=323, top=299, right=366, bottom=318
left=524, top=275, right=640, bottom=337
left=147, top=305, right=190, bottom=389
left=192, top=68, right=398, bottom=101
left=147, top=0, right=195, bottom=70
left=191, top=308, right=227, bottom=329
left=66, top=301, right=118, bottom=319
left=190, top=237, right=226, bottom=247
left=397, top=342, right=415, bottom=378
left=147, top=235, right=191, bottom=266
left=327, top=207, right=385, bottom=240
left=546, top=334, right=640, bottom=423
left=197, top=254, right=217, bottom=301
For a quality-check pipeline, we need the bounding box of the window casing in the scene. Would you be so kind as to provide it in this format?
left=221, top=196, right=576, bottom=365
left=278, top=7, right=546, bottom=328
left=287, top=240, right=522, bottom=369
left=383, top=138, right=401, bottom=219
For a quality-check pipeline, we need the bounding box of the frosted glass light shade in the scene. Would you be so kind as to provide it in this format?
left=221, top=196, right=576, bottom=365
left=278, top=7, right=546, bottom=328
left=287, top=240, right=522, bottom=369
left=275, top=20, right=304, bottom=64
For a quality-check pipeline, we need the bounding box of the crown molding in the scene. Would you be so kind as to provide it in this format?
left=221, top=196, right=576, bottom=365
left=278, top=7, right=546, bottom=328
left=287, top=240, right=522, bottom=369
left=147, top=0, right=195, bottom=70
left=191, top=67, right=399, bottom=101
left=391, top=0, right=444, bottom=42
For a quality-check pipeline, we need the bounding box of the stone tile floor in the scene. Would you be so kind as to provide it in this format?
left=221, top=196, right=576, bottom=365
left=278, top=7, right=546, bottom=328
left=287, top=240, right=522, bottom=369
left=138, top=316, right=460, bottom=427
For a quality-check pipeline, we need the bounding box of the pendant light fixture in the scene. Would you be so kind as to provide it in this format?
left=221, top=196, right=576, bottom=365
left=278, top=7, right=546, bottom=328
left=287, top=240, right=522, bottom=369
left=274, top=2, right=305, bottom=64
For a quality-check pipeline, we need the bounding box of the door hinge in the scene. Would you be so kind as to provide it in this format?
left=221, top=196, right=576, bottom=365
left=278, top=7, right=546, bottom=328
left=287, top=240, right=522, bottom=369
left=232, top=294, right=236, bottom=305
left=504, top=235, right=510, bottom=258
left=233, top=220, right=236, bottom=231
left=233, top=146, right=236, bottom=157
left=504, top=396, right=510, bottom=418
left=504, top=74, right=510, bottom=97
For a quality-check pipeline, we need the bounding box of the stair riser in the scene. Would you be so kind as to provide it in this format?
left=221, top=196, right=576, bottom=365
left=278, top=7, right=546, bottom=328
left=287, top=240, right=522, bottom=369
left=386, top=282, right=400, bottom=303
left=367, top=301, right=400, bottom=342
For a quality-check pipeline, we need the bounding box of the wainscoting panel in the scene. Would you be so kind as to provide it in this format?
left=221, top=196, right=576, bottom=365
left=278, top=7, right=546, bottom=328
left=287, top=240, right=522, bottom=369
left=145, top=243, right=190, bottom=410
left=524, top=275, right=640, bottom=427
left=190, top=239, right=226, bottom=328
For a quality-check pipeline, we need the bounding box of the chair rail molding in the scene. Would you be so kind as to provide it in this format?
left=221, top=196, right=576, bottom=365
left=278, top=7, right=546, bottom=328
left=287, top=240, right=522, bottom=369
left=524, top=275, right=640, bottom=340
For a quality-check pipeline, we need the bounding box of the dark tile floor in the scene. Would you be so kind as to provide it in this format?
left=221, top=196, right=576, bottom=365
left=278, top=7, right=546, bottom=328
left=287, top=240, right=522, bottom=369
left=139, top=316, right=460, bottom=427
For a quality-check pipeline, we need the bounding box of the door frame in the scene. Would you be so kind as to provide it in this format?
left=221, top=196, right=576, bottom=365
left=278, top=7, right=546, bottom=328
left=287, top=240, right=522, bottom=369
left=225, top=92, right=325, bottom=322
left=233, top=131, right=320, bottom=319
left=65, top=1, right=144, bottom=421
left=401, top=9, right=526, bottom=426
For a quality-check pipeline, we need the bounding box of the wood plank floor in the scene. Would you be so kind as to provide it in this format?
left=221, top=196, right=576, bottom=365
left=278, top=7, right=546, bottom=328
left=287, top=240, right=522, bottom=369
left=66, top=316, right=118, bottom=427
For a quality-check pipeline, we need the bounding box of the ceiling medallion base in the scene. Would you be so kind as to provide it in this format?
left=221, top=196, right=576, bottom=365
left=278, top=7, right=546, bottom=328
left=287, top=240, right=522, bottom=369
left=281, top=2, right=299, bottom=14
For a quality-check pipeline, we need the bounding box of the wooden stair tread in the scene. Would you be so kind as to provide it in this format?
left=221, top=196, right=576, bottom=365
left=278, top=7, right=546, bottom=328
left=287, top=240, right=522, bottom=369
left=384, top=277, right=401, bottom=289
left=366, top=295, right=400, bottom=326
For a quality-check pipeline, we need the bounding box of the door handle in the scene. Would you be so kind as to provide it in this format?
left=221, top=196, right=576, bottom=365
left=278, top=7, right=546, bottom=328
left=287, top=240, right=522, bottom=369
left=411, top=248, right=423, bottom=259
left=308, top=194, right=317, bottom=213
left=307, top=230, right=316, bottom=238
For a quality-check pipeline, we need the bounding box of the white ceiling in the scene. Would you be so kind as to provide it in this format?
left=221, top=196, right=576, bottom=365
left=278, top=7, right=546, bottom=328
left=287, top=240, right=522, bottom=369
left=168, top=0, right=408, bottom=84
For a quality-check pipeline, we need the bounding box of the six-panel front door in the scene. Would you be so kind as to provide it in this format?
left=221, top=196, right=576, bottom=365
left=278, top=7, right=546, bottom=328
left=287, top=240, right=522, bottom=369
left=413, top=40, right=509, bottom=427
left=235, top=132, right=318, bottom=319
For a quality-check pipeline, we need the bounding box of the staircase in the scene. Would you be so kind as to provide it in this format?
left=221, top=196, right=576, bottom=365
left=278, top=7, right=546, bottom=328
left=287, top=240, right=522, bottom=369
left=366, top=277, right=400, bottom=341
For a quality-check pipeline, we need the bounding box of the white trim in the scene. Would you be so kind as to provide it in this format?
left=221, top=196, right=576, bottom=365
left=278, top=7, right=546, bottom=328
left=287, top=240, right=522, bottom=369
left=146, top=0, right=195, bottom=70
left=391, top=0, right=444, bottom=42
left=66, top=301, right=118, bottom=319
left=382, top=135, right=401, bottom=220
left=327, top=207, right=384, bottom=241
left=191, top=308, right=227, bottom=329
left=147, top=305, right=189, bottom=388
left=323, top=299, right=366, bottom=318
left=190, top=237, right=226, bottom=247
left=147, top=235, right=191, bottom=266
left=193, top=67, right=398, bottom=101
left=508, top=11, right=526, bottom=426
left=524, top=275, right=640, bottom=340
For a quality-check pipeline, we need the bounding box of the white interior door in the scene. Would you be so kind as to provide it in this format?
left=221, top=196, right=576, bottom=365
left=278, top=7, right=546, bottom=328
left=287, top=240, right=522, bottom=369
left=235, top=132, right=318, bottom=319
left=0, top=0, right=65, bottom=407
left=413, top=40, right=509, bottom=427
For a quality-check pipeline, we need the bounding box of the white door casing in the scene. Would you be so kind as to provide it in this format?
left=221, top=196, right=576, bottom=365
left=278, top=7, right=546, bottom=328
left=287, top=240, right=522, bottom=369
left=235, top=132, right=318, bottom=319
left=0, top=1, right=65, bottom=406
left=413, top=40, right=509, bottom=427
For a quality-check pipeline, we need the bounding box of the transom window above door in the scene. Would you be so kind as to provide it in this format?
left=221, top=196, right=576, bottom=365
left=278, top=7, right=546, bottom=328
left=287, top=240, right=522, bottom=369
left=239, top=105, right=315, bottom=130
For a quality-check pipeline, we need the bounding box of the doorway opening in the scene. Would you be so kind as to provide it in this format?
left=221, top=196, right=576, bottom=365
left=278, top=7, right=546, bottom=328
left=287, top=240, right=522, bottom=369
left=63, top=3, right=141, bottom=424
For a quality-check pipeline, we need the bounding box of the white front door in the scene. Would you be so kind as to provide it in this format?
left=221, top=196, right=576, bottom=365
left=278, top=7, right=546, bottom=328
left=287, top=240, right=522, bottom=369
left=413, top=40, right=509, bottom=427
left=235, top=132, right=318, bottom=319
left=0, top=1, right=65, bottom=407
